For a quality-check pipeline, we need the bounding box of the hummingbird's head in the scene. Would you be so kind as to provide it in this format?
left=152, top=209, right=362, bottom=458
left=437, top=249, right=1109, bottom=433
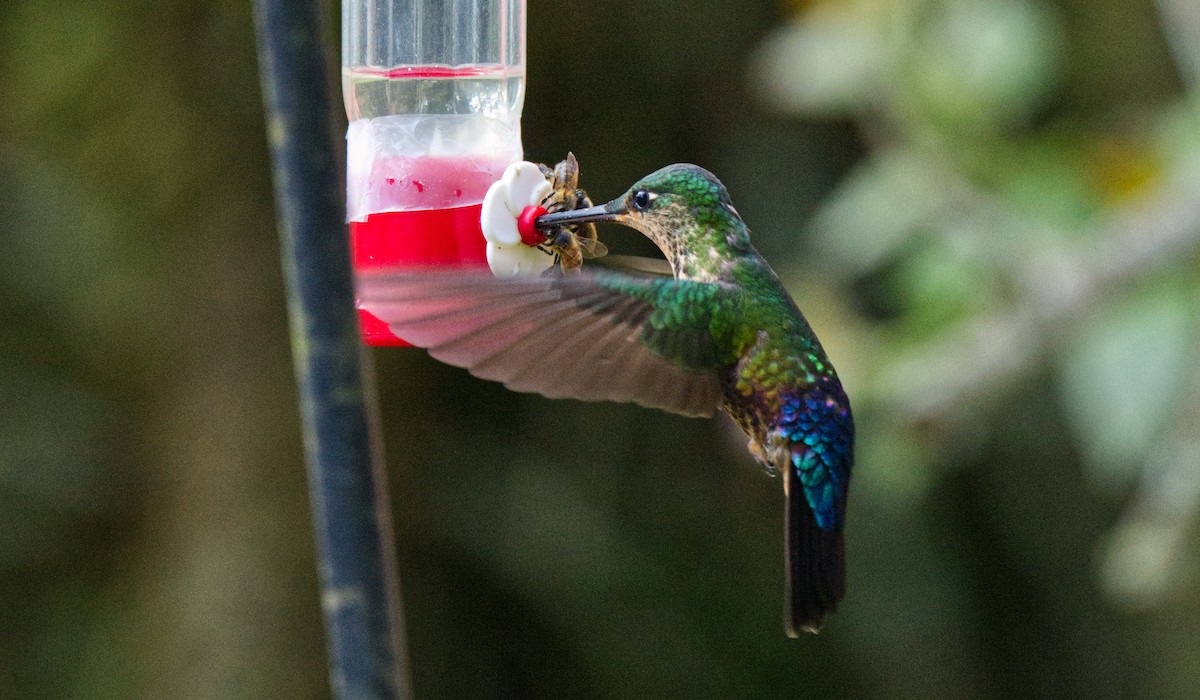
left=536, top=163, right=751, bottom=278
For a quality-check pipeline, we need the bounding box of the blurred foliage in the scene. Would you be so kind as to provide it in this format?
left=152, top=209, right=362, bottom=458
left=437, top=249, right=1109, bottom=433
left=3, top=0, right=1200, bottom=698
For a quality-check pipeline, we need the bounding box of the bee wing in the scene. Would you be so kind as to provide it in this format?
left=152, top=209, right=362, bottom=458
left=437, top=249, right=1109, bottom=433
left=357, top=268, right=725, bottom=418
left=555, top=152, right=580, bottom=191
left=577, top=237, right=608, bottom=259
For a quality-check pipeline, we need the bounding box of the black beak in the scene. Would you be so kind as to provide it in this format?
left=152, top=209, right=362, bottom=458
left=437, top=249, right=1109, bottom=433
left=535, top=200, right=623, bottom=229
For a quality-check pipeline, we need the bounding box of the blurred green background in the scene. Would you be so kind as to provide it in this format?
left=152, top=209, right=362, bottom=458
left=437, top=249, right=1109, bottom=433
left=4, top=0, right=1200, bottom=697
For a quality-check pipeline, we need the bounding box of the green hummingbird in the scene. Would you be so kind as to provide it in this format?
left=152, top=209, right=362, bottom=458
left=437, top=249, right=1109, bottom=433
left=357, top=164, right=853, bottom=635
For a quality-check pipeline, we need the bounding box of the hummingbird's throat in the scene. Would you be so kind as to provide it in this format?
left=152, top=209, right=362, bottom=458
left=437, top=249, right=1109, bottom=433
left=634, top=213, right=725, bottom=283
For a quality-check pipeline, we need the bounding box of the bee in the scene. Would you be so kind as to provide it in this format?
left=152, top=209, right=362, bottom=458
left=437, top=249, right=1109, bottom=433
left=537, top=152, right=608, bottom=273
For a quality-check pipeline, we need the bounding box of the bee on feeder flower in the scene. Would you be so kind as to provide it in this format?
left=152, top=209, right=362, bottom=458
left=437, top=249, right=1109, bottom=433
left=537, top=153, right=608, bottom=273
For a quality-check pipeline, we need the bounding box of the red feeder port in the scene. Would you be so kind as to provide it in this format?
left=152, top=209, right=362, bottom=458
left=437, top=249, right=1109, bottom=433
left=517, top=205, right=549, bottom=246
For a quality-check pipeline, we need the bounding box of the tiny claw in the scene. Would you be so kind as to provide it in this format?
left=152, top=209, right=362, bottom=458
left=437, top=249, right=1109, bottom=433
left=749, top=439, right=778, bottom=477
left=518, top=205, right=550, bottom=246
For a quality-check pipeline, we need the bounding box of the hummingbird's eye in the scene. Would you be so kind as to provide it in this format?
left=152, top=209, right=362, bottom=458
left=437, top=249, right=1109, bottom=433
left=631, top=189, right=652, bottom=211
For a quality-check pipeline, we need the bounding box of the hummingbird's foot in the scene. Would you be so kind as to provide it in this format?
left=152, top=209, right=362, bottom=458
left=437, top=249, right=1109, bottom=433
left=748, top=440, right=778, bottom=477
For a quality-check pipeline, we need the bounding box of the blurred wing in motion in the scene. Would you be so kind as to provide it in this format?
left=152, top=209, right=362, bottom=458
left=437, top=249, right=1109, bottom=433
left=357, top=269, right=727, bottom=418
left=595, top=254, right=673, bottom=277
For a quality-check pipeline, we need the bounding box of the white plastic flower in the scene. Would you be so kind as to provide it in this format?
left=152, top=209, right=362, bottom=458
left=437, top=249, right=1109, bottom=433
left=480, top=161, right=555, bottom=277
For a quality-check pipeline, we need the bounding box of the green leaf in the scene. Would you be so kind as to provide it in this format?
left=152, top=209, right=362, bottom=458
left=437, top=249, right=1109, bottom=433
left=747, top=12, right=885, bottom=116
left=1058, top=278, right=1195, bottom=485
left=904, top=0, right=1061, bottom=131
left=808, top=150, right=952, bottom=273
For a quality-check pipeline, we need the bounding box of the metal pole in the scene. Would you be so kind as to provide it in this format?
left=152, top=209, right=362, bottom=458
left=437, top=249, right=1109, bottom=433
left=252, top=1, right=411, bottom=697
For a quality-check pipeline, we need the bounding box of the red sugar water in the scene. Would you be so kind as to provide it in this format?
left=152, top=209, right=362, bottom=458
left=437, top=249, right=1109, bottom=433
left=351, top=155, right=507, bottom=346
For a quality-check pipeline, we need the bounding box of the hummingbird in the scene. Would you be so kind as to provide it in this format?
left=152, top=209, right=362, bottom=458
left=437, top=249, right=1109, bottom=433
left=357, top=164, right=854, bottom=635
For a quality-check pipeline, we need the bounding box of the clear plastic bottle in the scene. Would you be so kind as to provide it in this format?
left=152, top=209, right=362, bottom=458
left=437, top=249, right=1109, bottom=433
left=342, top=0, right=526, bottom=345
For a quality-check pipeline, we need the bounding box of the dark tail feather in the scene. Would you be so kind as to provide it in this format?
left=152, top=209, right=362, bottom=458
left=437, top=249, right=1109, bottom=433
left=784, top=465, right=845, bottom=636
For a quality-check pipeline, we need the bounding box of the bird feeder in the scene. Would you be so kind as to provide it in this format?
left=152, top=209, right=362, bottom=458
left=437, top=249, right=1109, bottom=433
left=343, top=0, right=527, bottom=345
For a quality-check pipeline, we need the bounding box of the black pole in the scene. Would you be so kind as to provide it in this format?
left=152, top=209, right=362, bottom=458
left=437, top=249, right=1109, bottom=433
left=252, top=1, right=411, bottom=698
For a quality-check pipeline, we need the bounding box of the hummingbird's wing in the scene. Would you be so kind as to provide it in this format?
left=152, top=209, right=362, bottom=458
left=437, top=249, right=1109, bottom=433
left=357, top=269, right=727, bottom=417
left=593, top=254, right=673, bottom=277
